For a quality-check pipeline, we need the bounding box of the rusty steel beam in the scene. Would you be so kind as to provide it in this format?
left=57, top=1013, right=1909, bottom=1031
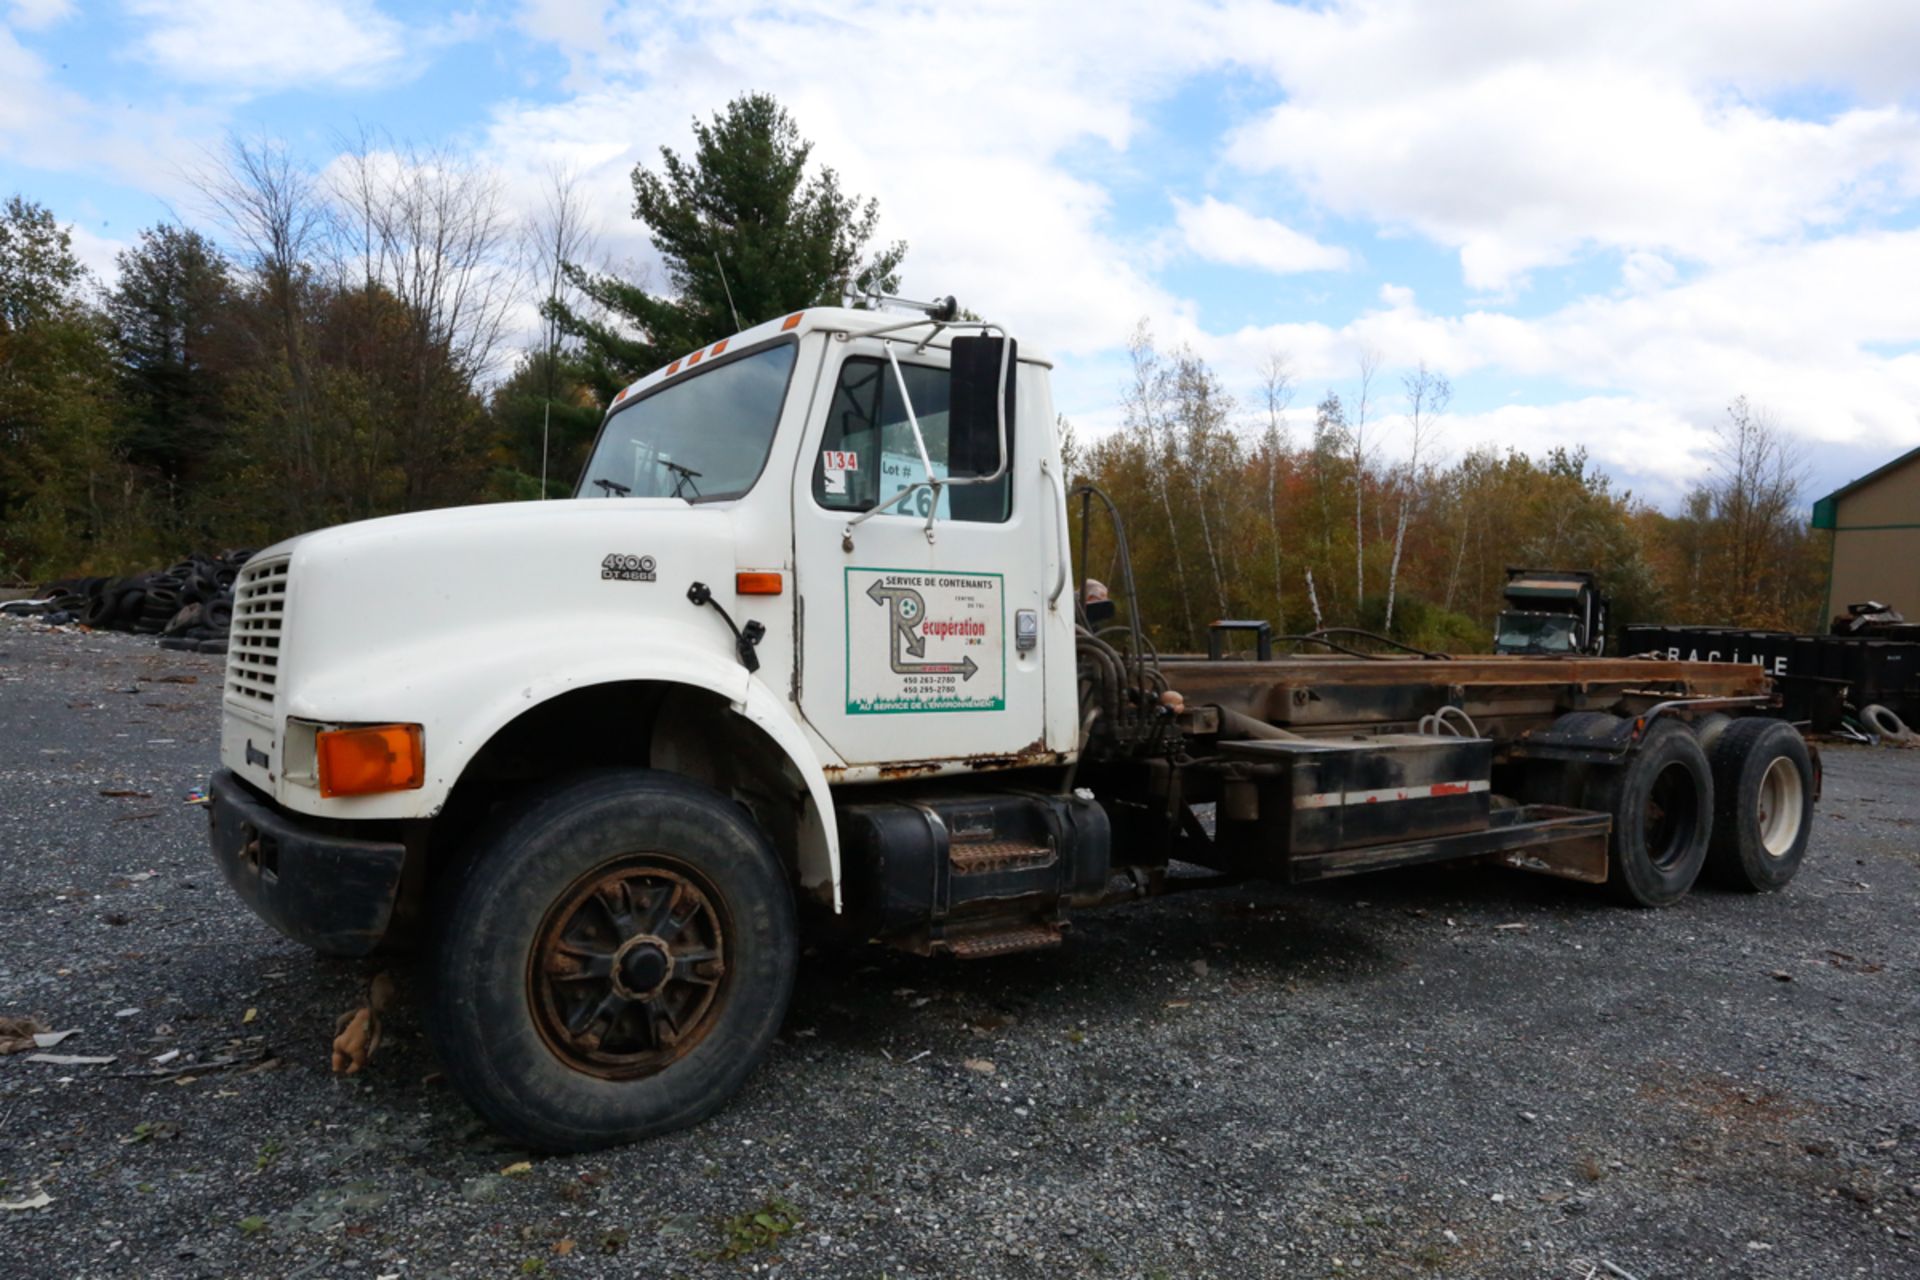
left=1160, top=655, right=1770, bottom=729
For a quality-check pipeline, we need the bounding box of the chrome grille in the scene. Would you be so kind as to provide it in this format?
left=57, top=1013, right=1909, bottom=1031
left=226, top=558, right=289, bottom=709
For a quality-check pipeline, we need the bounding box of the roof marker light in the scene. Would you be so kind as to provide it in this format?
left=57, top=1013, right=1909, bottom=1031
left=666, top=360, right=680, bottom=375
left=710, top=339, right=728, bottom=356
left=781, top=312, right=804, bottom=331
left=688, top=349, right=704, bottom=366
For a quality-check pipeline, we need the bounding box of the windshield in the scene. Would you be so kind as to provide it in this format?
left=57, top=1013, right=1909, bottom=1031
left=578, top=342, right=798, bottom=501
left=1496, top=612, right=1578, bottom=652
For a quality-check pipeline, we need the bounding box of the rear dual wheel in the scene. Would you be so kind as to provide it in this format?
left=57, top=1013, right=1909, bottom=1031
left=427, top=770, right=796, bottom=1152
left=1592, top=717, right=1813, bottom=906
left=1595, top=723, right=1713, bottom=908
left=1705, top=718, right=1814, bottom=892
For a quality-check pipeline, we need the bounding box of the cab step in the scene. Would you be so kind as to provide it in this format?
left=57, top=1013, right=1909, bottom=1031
left=944, top=924, right=1063, bottom=959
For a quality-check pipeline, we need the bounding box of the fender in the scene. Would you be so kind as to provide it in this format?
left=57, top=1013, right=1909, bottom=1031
left=265, top=617, right=846, bottom=910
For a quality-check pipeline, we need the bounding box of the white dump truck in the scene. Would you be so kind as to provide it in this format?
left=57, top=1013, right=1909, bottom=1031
left=208, top=300, right=1817, bottom=1152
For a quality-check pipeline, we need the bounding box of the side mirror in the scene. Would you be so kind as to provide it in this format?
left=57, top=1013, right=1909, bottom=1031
left=948, top=335, right=1015, bottom=478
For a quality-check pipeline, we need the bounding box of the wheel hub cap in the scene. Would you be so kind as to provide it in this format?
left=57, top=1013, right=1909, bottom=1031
left=615, top=937, right=671, bottom=999
left=529, top=861, right=729, bottom=1079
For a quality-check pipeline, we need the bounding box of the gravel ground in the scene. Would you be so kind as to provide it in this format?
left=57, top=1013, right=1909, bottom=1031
left=3, top=616, right=1919, bottom=1279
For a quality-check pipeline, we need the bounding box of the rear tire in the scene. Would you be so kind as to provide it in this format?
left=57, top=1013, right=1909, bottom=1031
left=427, top=769, right=796, bottom=1152
left=1705, top=718, right=1814, bottom=892
left=1594, top=724, right=1713, bottom=907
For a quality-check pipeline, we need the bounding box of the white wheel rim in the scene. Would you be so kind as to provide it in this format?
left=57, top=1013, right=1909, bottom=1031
left=1756, top=755, right=1804, bottom=857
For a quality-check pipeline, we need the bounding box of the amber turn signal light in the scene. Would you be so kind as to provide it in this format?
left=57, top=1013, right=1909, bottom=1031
left=736, top=571, right=783, bottom=595
left=317, top=723, right=424, bottom=799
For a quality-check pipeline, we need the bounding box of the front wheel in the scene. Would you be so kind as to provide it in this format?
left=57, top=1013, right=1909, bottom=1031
left=427, top=769, right=797, bottom=1152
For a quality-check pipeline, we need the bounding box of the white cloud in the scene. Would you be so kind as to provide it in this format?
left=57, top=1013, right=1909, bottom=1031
left=1173, top=196, right=1350, bottom=274
left=515, top=0, right=608, bottom=53
left=0, top=25, right=220, bottom=198
left=14, top=0, right=1912, bottom=509
left=124, top=0, right=408, bottom=90
left=8, top=0, right=74, bottom=30
left=480, top=1, right=1233, bottom=356
left=473, top=0, right=1920, bottom=504
left=1180, top=227, right=1920, bottom=497
left=1222, top=0, right=1920, bottom=290
left=65, top=221, right=129, bottom=283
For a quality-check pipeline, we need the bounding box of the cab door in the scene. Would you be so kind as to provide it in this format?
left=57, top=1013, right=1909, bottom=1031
left=790, top=338, right=1050, bottom=767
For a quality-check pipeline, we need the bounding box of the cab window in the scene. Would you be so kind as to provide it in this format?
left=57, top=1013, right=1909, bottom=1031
left=812, top=356, right=1011, bottom=523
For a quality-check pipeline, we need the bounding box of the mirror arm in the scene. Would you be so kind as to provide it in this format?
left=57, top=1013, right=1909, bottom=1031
left=882, top=342, right=942, bottom=543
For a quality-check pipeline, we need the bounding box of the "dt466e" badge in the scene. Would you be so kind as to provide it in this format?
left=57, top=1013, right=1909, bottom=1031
left=602, top=553, right=656, bottom=582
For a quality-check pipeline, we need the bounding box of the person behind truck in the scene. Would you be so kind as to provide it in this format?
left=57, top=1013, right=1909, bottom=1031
left=1081, top=578, right=1116, bottom=629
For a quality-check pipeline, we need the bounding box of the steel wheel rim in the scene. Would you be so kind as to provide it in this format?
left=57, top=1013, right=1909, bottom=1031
left=1756, top=755, right=1803, bottom=858
left=529, top=858, right=729, bottom=1079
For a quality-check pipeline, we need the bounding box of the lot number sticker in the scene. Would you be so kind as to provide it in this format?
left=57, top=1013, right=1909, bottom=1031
left=845, top=567, right=1004, bottom=714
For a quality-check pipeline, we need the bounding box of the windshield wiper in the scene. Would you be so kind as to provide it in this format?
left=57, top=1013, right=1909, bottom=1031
left=592, top=477, right=631, bottom=497
left=662, top=460, right=703, bottom=500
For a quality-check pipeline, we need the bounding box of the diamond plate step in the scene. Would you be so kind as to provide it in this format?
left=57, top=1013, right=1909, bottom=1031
left=944, top=924, right=1063, bottom=959
left=949, top=839, right=1056, bottom=875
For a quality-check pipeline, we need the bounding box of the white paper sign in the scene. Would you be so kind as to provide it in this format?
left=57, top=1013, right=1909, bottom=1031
left=877, top=450, right=950, bottom=519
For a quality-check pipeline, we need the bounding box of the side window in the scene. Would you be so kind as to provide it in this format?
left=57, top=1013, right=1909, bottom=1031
left=812, top=357, right=1010, bottom=523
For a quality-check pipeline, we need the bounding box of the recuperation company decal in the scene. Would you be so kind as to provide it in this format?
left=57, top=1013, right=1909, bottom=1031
left=844, top=568, right=1005, bottom=714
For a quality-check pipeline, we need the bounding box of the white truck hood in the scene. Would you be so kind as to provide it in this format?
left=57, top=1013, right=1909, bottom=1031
left=228, top=497, right=754, bottom=749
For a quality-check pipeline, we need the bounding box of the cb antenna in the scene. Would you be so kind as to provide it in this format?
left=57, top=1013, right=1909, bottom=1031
left=712, top=250, right=743, bottom=332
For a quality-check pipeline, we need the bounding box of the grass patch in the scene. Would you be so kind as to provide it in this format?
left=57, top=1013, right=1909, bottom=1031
left=710, top=1195, right=803, bottom=1260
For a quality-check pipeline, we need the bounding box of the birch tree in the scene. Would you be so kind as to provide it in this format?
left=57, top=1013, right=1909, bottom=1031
left=1173, top=349, right=1233, bottom=619
left=1350, top=347, right=1378, bottom=611
left=527, top=165, right=600, bottom=495
left=1123, top=324, right=1196, bottom=644
left=1386, top=361, right=1448, bottom=631
left=1259, top=349, right=1294, bottom=629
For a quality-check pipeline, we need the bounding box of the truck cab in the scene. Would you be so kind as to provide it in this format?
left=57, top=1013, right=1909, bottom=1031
left=208, top=304, right=1816, bottom=1153
left=1492, top=568, right=1609, bottom=656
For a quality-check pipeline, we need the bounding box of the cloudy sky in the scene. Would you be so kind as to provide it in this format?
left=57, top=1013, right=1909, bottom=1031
left=5, top=0, right=1919, bottom=507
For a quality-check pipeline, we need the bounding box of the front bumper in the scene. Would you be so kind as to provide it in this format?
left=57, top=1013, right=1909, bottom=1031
left=208, top=769, right=407, bottom=956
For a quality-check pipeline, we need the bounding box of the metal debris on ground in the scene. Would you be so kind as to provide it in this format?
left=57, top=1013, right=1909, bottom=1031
left=117, top=1037, right=276, bottom=1080
left=0, top=1191, right=54, bottom=1212
left=1568, top=1262, right=1642, bottom=1280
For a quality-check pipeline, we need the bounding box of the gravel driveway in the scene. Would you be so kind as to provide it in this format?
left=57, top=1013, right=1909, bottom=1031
left=4, top=618, right=1918, bottom=1279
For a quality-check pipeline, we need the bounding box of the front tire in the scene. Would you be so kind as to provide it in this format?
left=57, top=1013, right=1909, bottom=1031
left=1705, top=718, right=1814, bottom=892
left=427, top=769, right=796, bottom=1152
left=1594, top=724, right=1713, bottom=908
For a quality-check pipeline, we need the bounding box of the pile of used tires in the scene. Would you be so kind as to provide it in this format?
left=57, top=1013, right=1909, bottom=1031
left=0, top=550, right=255, bottom=655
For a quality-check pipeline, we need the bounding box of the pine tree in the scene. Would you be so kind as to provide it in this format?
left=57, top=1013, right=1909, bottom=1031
left=107, top=225, right=238, bottom=497
left=555, top=93, right=907, bottom=402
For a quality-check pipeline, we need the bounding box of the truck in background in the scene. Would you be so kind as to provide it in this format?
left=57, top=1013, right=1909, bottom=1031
left=1493, top=568, right=1609, bottom=656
